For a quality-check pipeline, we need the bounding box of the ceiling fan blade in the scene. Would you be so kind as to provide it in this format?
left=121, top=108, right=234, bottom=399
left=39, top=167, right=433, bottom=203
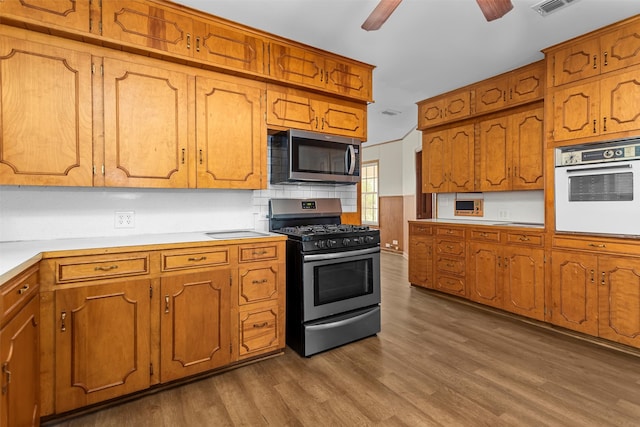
left=476, top=0, right=514, bottom=21
left=361, top=0, right=402, bottom=31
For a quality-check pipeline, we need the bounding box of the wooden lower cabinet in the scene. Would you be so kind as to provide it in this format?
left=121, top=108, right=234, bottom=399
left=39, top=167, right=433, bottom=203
left=468, top=243, right=502, bottom=308
left=54, top=279, right=152, bottom=413
left=160, top=269, right=232, bottom=382
left=434, top=226, right=466, bottom=297
left=551, top=251, right=640, bottom=347
left=408, top=223, right=433, bottom=288
left=238, top=300, right=282, bottom=359
left=0, top=266, right=40, bottom=427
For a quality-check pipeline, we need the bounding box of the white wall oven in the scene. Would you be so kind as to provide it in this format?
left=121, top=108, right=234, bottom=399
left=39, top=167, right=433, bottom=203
left=555, top=139, right=640, bottom=236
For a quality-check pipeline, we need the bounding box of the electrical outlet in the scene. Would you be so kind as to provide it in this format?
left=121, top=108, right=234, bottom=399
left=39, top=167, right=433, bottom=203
left=499, top=209, right=510, bottom=220
left=115, top=211, right=135, bottom=229
left=392, top=240, right=398, bottom=245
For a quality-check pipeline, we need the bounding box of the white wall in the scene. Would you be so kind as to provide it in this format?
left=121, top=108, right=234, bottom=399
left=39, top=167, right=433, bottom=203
left=362, top=138, right=404, bottom=197
left=0, top=141, right=357, bottom=242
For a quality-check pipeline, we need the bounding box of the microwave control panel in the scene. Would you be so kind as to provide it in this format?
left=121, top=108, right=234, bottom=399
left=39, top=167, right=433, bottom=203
left=556, top=141, right=640, bottom=166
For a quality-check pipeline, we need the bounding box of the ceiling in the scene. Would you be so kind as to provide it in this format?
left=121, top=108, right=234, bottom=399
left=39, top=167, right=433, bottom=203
left=176, top=0, right=640, bottom=145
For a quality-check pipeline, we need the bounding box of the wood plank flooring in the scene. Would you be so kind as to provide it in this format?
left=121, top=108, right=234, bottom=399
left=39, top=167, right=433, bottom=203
left=47, top=252, right=640, bottom=426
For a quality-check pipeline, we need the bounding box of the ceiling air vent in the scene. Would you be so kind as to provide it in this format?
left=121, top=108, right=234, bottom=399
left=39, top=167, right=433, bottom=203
left=531, top=0, right=580, bottom=16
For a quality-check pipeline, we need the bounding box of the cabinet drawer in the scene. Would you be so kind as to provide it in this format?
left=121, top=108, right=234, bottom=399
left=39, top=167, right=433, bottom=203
left=470, top=229, right=501, bottom=242
left=1, top=266, right=39, bottom=321
left=437, top=239, right=465, bottom=256
left=507, top=232, right=544, bottom=247
left=410, top=223, right=433, bottom=236
left=238, top=300, right=282, bottom=358
left=552, top=235, right=640, bottom=256
left=436, top=227, right=465, bottom=238
left=239, top=265, right=280, bottom=305
left=436, top=256, right=465, bottom=276
left=161, top=248, right=230, bottom=271
left=56, top=253, right=150, bottom=283
left=435, top=275, right=466, bottom=296
left=239, top=243, right=281, bottom=262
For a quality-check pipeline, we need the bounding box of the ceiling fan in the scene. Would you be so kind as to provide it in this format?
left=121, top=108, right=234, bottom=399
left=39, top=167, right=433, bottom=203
left=361, top=0, right=514, bottom=31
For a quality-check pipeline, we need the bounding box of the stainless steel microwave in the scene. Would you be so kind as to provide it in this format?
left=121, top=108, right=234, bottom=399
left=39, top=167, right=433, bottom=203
left=270, top=129, right=361, bottom=185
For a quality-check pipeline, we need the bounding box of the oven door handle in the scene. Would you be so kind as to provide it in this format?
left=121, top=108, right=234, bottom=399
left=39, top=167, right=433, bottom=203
left=566, top=163, right=632, bottom=173
left=306, top=306, right=379, bottom=331
left=303, top=246, right=380, bottom=262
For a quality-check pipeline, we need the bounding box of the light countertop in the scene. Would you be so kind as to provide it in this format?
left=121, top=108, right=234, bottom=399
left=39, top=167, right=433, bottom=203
left=0, top=231, right=284, bottom=285
left=410, top=218, right=545, bottom=228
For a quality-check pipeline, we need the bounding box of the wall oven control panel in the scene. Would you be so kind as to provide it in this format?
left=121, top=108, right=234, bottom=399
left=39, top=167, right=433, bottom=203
left=556, top=140, right=640, bottom=166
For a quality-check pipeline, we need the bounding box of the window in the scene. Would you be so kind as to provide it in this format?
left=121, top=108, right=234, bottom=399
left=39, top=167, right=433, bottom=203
left=361, top=161, right=379, bottom=225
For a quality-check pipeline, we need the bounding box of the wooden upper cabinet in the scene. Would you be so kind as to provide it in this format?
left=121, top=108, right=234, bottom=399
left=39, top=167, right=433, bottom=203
left=269, top=41, right=373, bottom=102
left=548, top=16, right=640, bottom=87
left=599, top=69, right=640, bottom=136
left=475, top=61, right=544, bottom=114
left=196, top=74, right=266, bottom=189
left=422, top=124, right=474, bottom=193
left=0, top=32, right=94, bottom=186
left=102, top=56, right=190, bottom=188
left=0, top=0, right=92, bottom=33
left=479, top=116, right=510, bottom=191
left=101, top=0, right=194, bottom=57
left=417, top=90, right=472, bottom=129
left=266, top=86, right=366, bottom=139
left=192, top=19, right=267, bottom=75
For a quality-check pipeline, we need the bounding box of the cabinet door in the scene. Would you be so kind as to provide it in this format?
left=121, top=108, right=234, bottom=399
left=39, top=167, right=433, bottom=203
left=598, top=256, right=640, bottom=347
left=0, top=297, right=39, bottom=427
left=193, top=19, right=267, bottom=75
left=475, top=77, right=508, bottom=114
left=434, top=275, right=466, bottom=297
left=418, top=99, right=444, bottom=129
left=408, top=236, right=433, bottom=288
left=551, top=81, right=599, bottom=142
left=468, top=243, right=502, bottom=308
left=600, top=69, right=640, bottom=136
left=551, top=37, right=600, bottom=86
left=196, top=74, right=266, bottom=189
left=600, top=24, right=640, bottom=74
left=550, top=251, right=598, bottom=335
left=448, top=124, right=475, bottom=192
left=503, top=246, right=545, bottom=320
left=0, top=35, right=93, bottom=186
left=443, top=91, right=472, bottom=123
left=266, top=89, right=316, bottom=131
left=0, top=0, right=91, bottom=33
left=269, top=42, right=324, bottom=90
left=160, top=270, right=231, bottom=383
left=317, top=100, right=366, bottom=139
left=323, top=58, right=372, bottom=101
left=55, top=279, right=151, bottom=413
left=422, top=131, right=447, bottom=193
left=101, top=0, right=193, bottom=57
left=479, top=116, right=510, bottom=191
left=511, top=107, right=544, bottom=190
left=103, top=57, right=190, bottom=188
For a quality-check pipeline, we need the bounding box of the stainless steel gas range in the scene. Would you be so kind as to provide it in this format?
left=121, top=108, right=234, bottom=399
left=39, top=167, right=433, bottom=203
left=269, top=198, right=381, bottom=357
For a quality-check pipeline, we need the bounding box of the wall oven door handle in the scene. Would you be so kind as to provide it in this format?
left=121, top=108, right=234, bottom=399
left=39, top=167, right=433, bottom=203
left=566, top=164, right=632, bottom=173
left=305, top=306, right=379, bottom=331
left=346, top=145, right=356, bottom=175
left=303, top=246, right=380, bottom=262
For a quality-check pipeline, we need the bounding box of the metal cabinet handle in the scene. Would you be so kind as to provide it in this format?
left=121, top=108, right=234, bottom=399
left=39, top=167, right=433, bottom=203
left=590, top=269, right=595, bottom=283
left=588, top=243, right=606, bottom=248
left=61, top=312, right=67, bottom=332
left=252, top=322, right=268, bottom=329
left=199, top=149, right=203, bottom=164
left=187, top=256, right=207, bottom=262
left=601, top=272, right=606, bottom=286
left=603, top=117, right=607, bottom=132
left=497, top=256, right=501, bottom=268
left=2, top=363, right=11, bottom=395
left=95, top=265, right=118, bottom=272
left=196, top=36, right=200, bottom=52
left=593, top=54, right=597, bottom=69
left=17, top=284, right=30, bottom=295
left=319, top=68, right=324, bottom=82
left=165, top=296, right=170, bottom=314
left=187, top=33, right=191, bottom=49
left=252, top=279, right=268, bottom=285
left=181, top=148, right=185, bottom=164
left=603, top=51, right=608, bottom=66
left=519, top=235, right=530, bottom=241
left=253, top=250, right=268, bottom=256
left=593, top=120, right=597, bottom=133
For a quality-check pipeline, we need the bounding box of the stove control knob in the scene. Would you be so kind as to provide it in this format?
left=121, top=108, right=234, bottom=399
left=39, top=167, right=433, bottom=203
left=365, top=236, right=375, bottom=243
left=358, top=237, right=365, bottom=244
left=326, top=239, right=337, bottom=248
left=317, top=240, right=326, bottom=249
left=343, top=238, right=351, bottom=246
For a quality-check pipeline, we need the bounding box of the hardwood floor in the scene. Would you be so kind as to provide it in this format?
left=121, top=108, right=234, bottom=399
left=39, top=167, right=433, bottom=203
left=47, top=252, right=640, bottom=426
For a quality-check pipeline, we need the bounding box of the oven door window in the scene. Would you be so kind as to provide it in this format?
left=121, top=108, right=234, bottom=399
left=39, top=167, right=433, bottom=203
left=569, top=172, right=633, bottom=201
left=314, top=259, right=373, bottom=306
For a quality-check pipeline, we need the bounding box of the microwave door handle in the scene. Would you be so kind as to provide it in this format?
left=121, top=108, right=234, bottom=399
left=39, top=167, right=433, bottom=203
left=346, top=145, right=356, bottom=175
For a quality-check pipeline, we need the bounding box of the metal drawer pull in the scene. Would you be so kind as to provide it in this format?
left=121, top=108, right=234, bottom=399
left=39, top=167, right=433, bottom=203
left=252, top=250, right=268, bottom=256
left=61, top=312, right=67, bottom=332
left=252, top=279, right=268, bottom=284
left=188, top=256, right=207, bottom=262
left=588, top=243, right=606, bottom=248
left=95, top=265, right=118, bottom=271
left=519, top=235, right=530, bottom=241
left=446, top=245, right=454, bottom=250
left=445, top=263, right=455, bottom=268
left=17, top=284, right=30, bottom=295
left=252, top=322, right=268, bottom=328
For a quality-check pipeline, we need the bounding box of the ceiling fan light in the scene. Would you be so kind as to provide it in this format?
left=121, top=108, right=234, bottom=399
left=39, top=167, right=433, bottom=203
left=476, top=0, right=514, bottom=21
left=361, top=0, right=402, bottom=31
